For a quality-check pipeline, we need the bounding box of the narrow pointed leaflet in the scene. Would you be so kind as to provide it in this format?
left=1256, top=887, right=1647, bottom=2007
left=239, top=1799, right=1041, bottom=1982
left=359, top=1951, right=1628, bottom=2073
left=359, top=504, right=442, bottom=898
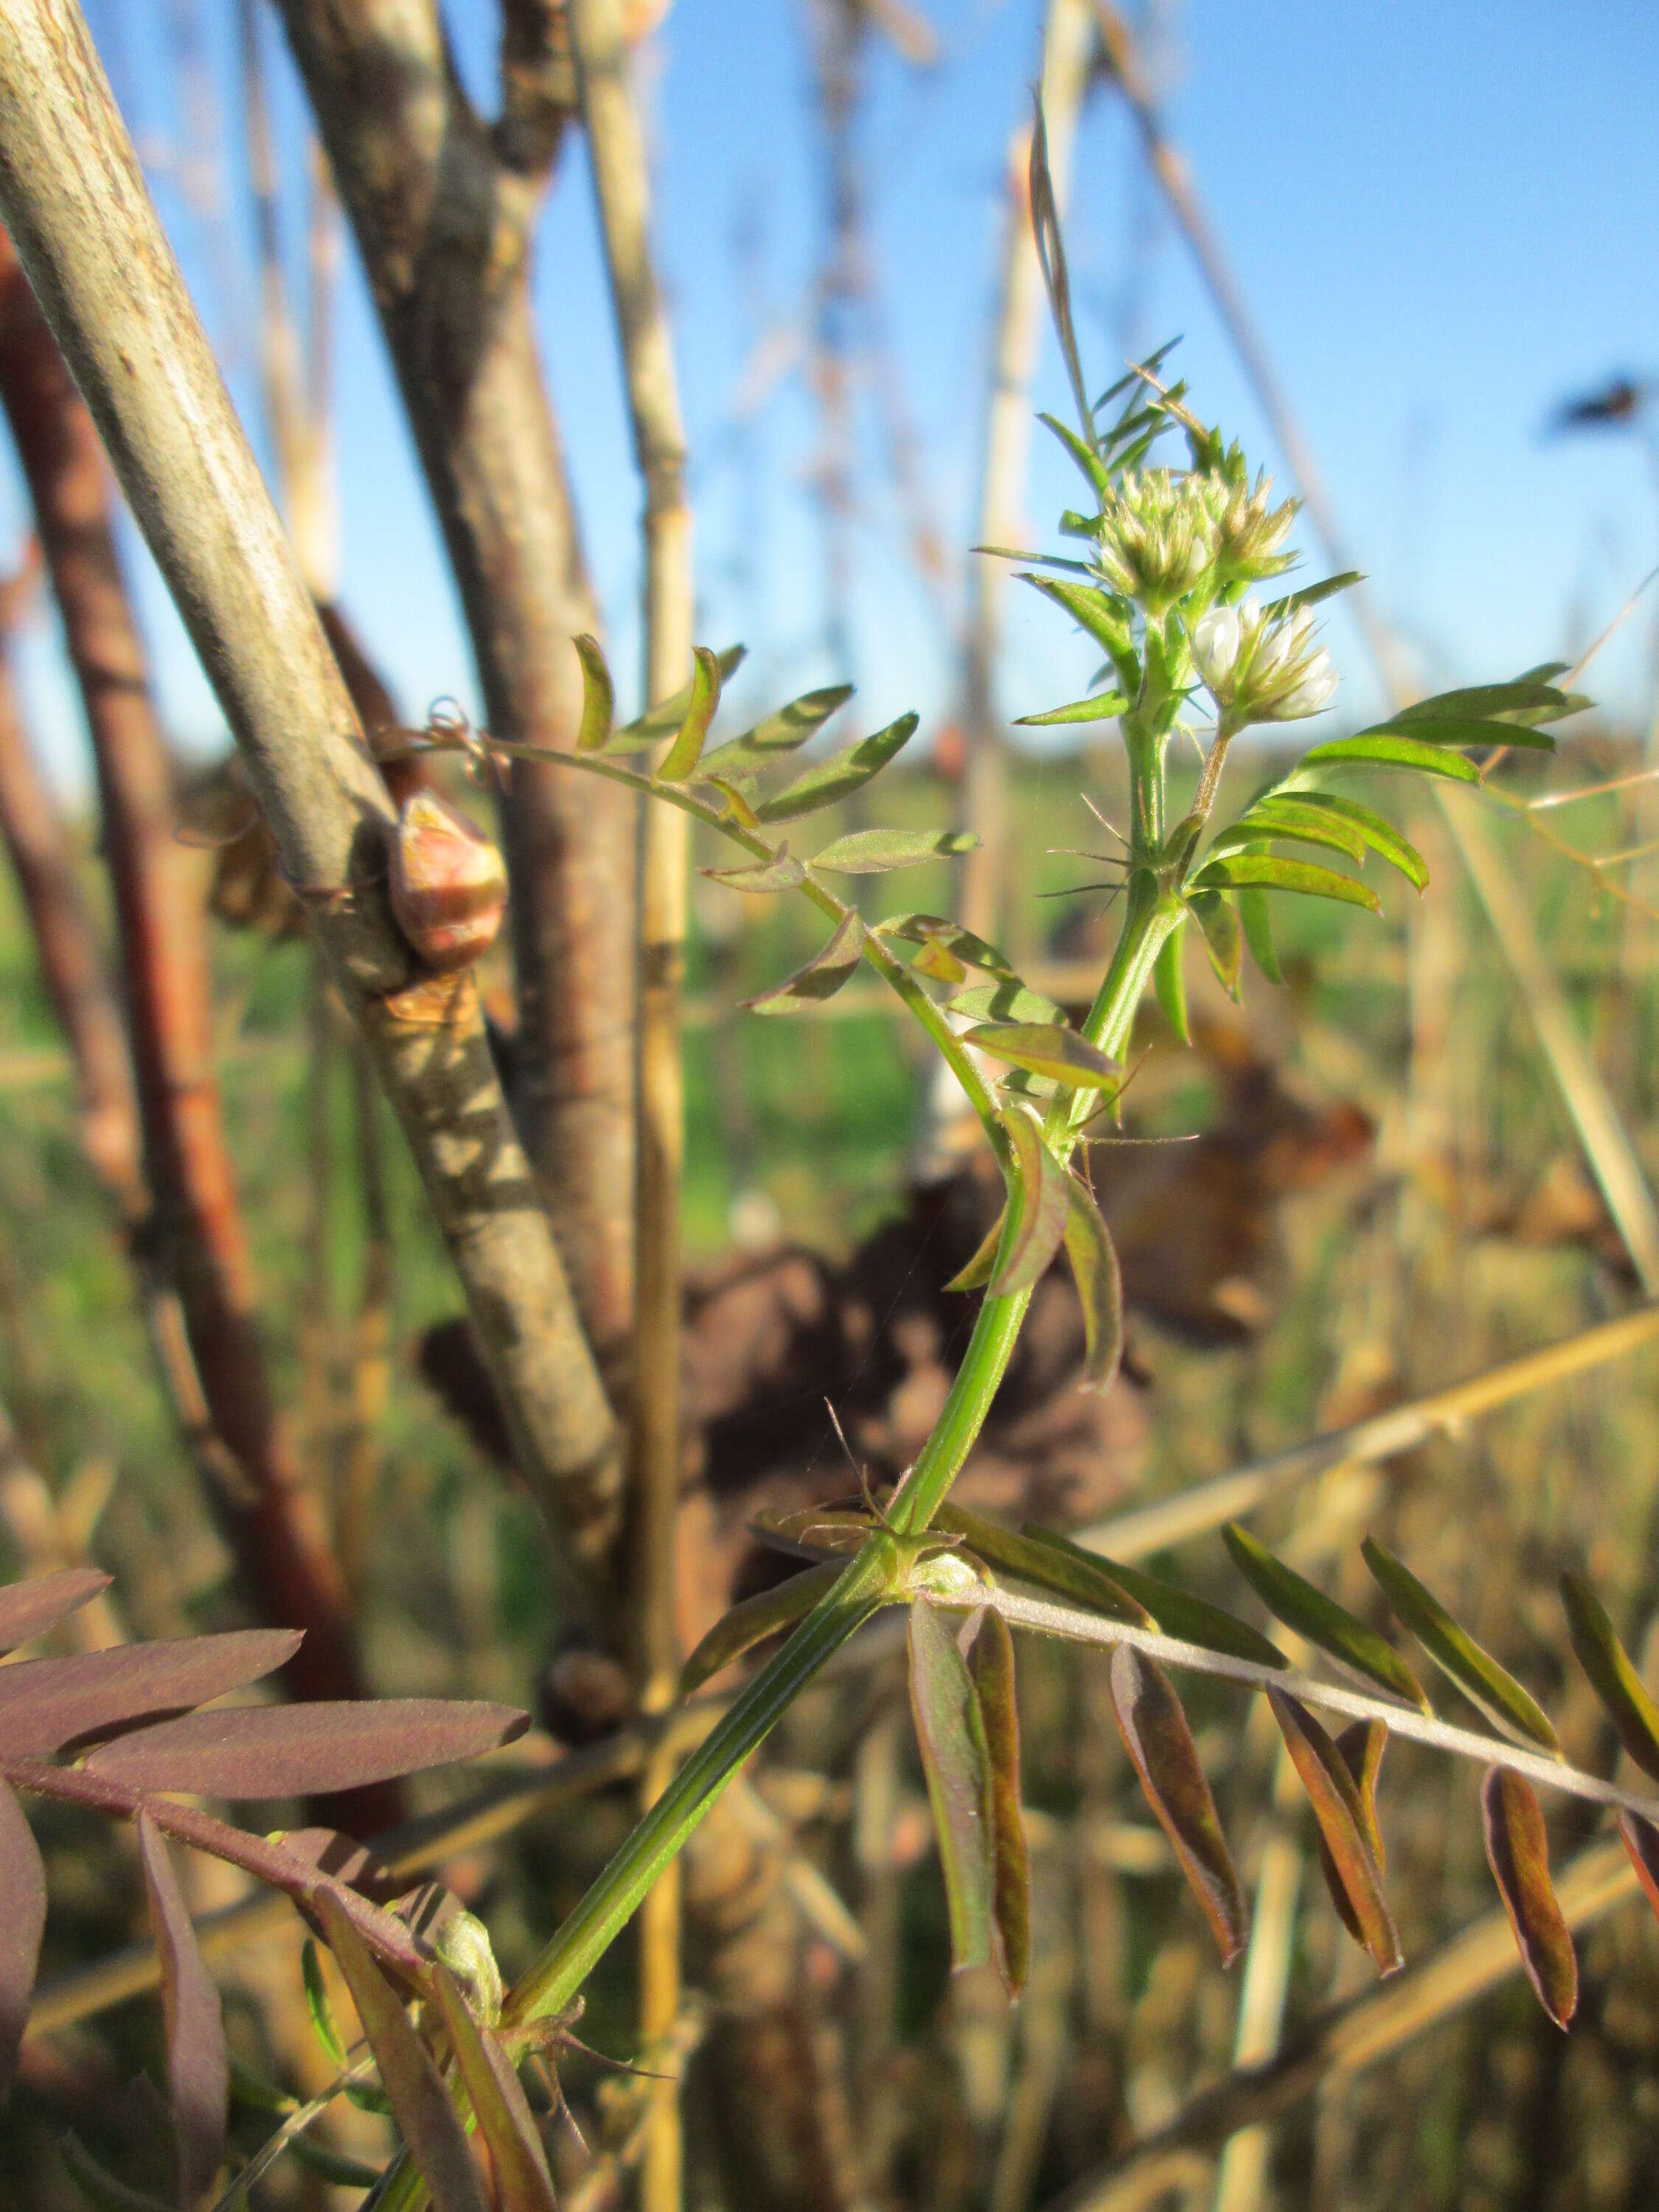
left=741, top=911, right=866, bottom=1015
left=0, top=1567, right=111, bottom=1654
left=572, top=633, right=613, bottom=751
left=1022, top=1527, right=1287, bottom=1669
left=681, top=1564, right=843, bottom=1693
left=753, top=711, right=918, bottom=821
left=964, top=1606, right=1031, bottom=1996
left=1222, top=1522, right=1429, bottom=1708
left=1268, top=1691, right=1402, bottom=1974
left=431, top=1966, right=557, bottom=2212
left=138, top=1811, right=228, bottom=2205
left=908, top=1600, right=995, bottom=1977
left=962, top=1022, right=1121, bottom=1093
left=810, top=828, right=978, bottom=874
left=1362, top=1538, right=1559, bottom=1751
left=988, top=1106, right=1071, bottom=1295
left=1481, top=1767, right=1577, bottom=2026
left=1109, top=1644, right=1249, bottom=1965
left=698, top=681, right=855, bottom=782
left=315, top=1893, right=490, bottom=2212
left=1559, top=1571, right=1659, bottom=1779
left=87, top=1697, right=528, bottom=1795
left=0, top=1781, right=43, bottom=2093
left=0, top=1630, right=302, bottom=1757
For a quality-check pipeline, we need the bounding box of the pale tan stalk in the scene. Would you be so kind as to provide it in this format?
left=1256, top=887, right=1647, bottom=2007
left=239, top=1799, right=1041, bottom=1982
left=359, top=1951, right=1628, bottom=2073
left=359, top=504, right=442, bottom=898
left=568, top=4, right=690, bottom=2196
left=1082, top=1303, right=1659, bottom=1561
left=235, top=0, right=336, bottom=600
left=960, top=0, right=1094, bottom=950
left=0, top=0, right=622, bottom=1574
left=1093, top=0, right=1659, bottom=1293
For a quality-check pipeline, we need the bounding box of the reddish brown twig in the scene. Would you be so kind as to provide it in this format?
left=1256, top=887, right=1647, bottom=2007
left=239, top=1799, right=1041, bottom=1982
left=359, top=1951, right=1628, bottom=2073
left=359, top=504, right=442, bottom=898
left=0, top=231, right=384, bottom=1796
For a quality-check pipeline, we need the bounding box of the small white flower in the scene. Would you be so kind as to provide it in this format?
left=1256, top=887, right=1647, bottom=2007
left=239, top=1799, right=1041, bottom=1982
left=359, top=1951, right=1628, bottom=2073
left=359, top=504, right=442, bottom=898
left=1192, top=597, right=1338, bottom=723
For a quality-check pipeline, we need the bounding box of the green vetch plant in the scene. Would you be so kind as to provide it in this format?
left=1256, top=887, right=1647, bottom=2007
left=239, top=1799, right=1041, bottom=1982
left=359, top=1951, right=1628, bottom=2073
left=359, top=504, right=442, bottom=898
left=14, top=107, right=1644, bottom=2212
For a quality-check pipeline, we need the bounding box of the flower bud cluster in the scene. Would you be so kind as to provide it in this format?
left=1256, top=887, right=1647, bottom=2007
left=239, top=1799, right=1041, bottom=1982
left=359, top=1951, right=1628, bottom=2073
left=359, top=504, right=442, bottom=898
left=1092, top=469, right=1217, bottom=609
left=1192, top=597, right=1338, bottom=724
left=1210, top=469, right=1299, bottom=585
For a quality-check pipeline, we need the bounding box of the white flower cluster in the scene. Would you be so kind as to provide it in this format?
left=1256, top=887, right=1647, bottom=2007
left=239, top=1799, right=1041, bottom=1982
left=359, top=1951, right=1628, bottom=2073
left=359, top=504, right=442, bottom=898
left=1192, top=598, right=1338, bottom=724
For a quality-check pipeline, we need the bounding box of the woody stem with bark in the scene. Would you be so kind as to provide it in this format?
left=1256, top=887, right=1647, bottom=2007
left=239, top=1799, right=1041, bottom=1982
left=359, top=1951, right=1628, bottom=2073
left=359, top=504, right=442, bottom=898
left=0, top=0, right=623, bottom=1586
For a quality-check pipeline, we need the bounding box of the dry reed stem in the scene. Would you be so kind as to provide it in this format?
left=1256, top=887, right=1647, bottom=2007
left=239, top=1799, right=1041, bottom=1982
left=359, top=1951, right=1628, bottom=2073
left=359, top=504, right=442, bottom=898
left=1083, top=1303, right=1659, bottom=1562
left=1092, top=0, right=1659, bottom=1297
left=0, top=0, right=623, bottom=1575
left=1059, top=1837, right=1639, bottom=2211
left=959, top=0, right=1094, bottom=950
left=569, top=6, right=692, bottom=2192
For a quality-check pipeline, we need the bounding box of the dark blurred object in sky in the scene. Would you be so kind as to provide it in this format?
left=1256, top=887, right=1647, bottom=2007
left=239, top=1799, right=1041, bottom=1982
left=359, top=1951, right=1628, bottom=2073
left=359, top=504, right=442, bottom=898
left=1545, top=375, right=1653, bottom=434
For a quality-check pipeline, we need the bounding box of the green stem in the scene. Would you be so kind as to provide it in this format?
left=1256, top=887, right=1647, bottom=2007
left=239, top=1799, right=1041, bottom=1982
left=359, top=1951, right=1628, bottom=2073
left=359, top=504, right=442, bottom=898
left=504, top=1537, right=899, bottom=2027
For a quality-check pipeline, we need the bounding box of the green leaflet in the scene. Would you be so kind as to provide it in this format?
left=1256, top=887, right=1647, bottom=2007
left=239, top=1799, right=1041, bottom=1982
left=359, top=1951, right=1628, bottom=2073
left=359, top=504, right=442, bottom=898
left=988, top=1105, right=1071, bottom=1296
left=932, top=1507, right=1152, bottom=1627
left=1362, top=1538, right=1561, bottom=1751
left=1280, top=791, right=1428, bottom=891
left=1154, top=923, right=1190, bottom=1042
left=1222, top=1523, right=1429, bottom=1710
left=1014, top=689, right=1130, bottom=728
left=810, top=828, right=979, bottom=874
left=950, top=979, right=1068, bottom=1026
left=877, top=914, right=1017, bottom=978
left=1262, top=570, right=1364, bottom=620
left=1189, top=888, right=1242, bottom=996
left=907, top=1601, right=995, bottom=1978
left=1019, top=1526, right=1289, bottom=1670
left=301, top=1936, right=347, bottom=2070
left=754, top=712, right=919, bottom=822
left=1017, top=573, right=1140, bottom=692
left=1211, top=796, right=1368, bottom=865
left=741, top=910, right=866, bottom=1015
left=656, top=646, right=723, bottom=782
left=972, top=543, right=1094, bottom=575
left=1062, top=1172, right=1125, bottom=1393
left=1190, top=849, right=1380, bottom=914
left=703, top=848, right=806, bottom=893
left=1038, top=409, right=1113, bottom=501
left=697, top=682, right=855, bottom=781
left=1290, top=734, right=1482, bottom=782
left=607, top=642, right=746, bottom=752
left=961, top=1020, right=1121, bottom=1091
left=681, top=1565, right=845, bottom=1692
left=573, top=633, right=613, bottom=753
left=1394, top=678, right=1579, bottom=726
left=1559, top=1571, right=1659, bottom=1780
left=1363, top=712, right=1556, bottom=754
left=942, top=1211, right=1004, bottom=1294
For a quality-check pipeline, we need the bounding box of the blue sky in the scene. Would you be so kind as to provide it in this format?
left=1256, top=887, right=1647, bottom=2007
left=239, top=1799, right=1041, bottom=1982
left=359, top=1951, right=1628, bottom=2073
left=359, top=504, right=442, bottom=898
left=9, top=0, right=1659, bottom=787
